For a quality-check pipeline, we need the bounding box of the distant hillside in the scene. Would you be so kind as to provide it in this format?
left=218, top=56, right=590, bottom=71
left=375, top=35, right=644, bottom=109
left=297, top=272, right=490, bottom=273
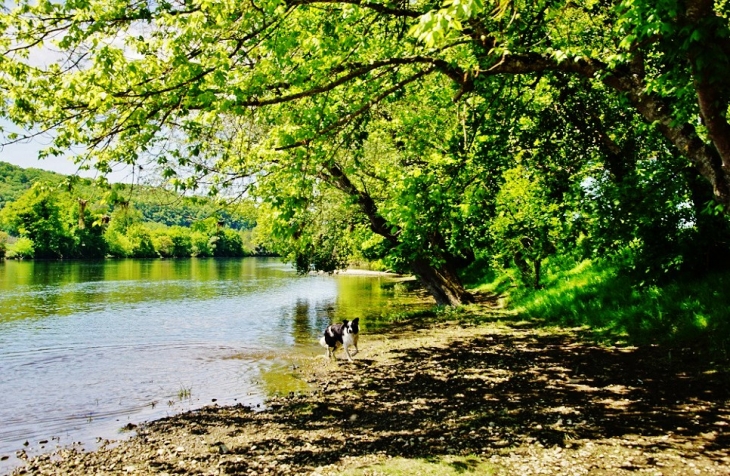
left=0, top=161, right=253, bottom=230
left=0, top=161, right=66, bottom=208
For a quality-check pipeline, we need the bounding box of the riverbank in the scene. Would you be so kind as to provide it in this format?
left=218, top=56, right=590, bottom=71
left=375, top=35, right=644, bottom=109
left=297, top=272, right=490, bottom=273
left=8, top=304, right=730, bottom=475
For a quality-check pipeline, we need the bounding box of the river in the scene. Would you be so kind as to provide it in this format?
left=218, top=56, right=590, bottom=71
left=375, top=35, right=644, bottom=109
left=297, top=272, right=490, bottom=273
left=0, top=258, right=424, bottom=472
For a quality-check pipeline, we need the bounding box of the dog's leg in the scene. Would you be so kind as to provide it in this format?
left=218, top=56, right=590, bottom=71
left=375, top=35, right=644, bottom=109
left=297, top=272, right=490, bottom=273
left=351, top=335, right=359, bottom=356
left=343, top=344, right=354, bottom=362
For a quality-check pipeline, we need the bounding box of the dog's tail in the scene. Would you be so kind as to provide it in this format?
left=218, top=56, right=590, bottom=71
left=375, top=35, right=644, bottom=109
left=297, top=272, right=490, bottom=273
left=319, top=336, right=328, bottom=348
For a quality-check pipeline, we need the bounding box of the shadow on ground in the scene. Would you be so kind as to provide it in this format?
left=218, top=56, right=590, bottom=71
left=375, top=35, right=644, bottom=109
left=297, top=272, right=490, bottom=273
left=147, top=318, right=730, bottom=475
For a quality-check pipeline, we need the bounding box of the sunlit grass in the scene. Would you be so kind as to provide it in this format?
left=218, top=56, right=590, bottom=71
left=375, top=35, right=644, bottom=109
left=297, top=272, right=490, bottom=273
left=506, top=259, right=730, bottom=356
left=376, top=258, right=730, bottom=358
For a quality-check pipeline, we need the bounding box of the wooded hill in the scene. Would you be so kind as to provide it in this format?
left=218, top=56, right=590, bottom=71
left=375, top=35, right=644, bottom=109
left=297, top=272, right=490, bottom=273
left=0, top=161, right=253, bottom=229
left=0, top=161, right=257, bottom=260
left=0, top=161, right=63, bottom=209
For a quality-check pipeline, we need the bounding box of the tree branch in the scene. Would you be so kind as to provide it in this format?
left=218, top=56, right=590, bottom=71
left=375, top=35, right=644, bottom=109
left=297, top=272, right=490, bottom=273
left=320, top=161, right=400, bottom=244
left=239, top=56, right=458, bottom=108
left=276, top=66, right=434, bottom=150
left=288, top=0, right=422, bottom=18
left=460, top=51, right=730, bottom=206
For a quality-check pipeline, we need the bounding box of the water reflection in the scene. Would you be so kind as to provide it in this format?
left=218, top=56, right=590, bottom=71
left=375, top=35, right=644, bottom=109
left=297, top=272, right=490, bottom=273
left=0, top=259, right=296, bottom=323
left=0, top=259, right=428, bottom=471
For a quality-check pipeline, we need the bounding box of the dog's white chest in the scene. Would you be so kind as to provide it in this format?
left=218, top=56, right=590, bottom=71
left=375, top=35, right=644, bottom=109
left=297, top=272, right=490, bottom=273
left=343, top=332, right=357, bottom=347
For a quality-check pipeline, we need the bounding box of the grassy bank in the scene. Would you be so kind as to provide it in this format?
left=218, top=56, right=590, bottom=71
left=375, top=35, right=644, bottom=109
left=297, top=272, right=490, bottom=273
left=471, top=260, right=730, bottom=360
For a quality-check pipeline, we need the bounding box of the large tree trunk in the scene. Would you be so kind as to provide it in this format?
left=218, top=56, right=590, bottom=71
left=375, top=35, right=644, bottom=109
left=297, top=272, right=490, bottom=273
left=410, top=258, right=475, bottom=306
left=323, top=163, right=474, bottom=306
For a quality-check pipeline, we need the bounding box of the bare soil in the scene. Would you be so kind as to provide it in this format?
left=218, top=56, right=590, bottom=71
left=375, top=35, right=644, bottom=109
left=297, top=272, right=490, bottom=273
left=8, top=306, right=730, bottom=475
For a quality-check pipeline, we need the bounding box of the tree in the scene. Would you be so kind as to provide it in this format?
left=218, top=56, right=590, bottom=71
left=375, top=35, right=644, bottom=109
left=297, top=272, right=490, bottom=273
left=250, top=74, right=512, bottom=303
left=152, top=233, right=175, bottom=258
left=255, top=178, right=359, bottom=274
left=126, top=223, right=158, bottom=258
left=0, top=185, right=74, bottom=259
left=70, top=198, right=107, bottom=258
left=190, top=230, right=214, bottom=257
left=490, top=165, right=560, bottom=289
left=2, top=0, right=730, bottom=301
left=104, top=205, right=144, bottom=257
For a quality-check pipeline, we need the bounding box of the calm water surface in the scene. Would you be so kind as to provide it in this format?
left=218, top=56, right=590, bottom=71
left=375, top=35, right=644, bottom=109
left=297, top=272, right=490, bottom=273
left=0, top=258, right=423, bottom=471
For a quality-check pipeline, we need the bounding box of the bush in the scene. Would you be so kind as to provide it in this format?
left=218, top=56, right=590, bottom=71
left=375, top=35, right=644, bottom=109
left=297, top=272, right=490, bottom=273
left=126, top=224, right=157, bottom=258
left=191, top=231, right=213, bottom=257
left=7, top=237, right=35, bottom=259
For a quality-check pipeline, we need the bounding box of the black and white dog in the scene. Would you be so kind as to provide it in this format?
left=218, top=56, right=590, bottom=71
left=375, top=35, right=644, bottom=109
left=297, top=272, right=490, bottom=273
left=319, top=318, right=359, bottom=362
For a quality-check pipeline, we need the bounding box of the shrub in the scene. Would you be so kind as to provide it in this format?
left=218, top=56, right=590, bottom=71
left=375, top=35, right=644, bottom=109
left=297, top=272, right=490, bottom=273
left=126, top=224, right=157, bottom=258
left=8, top=237, right=35, bottom=259
left=153, top=233, right=175, bottom=258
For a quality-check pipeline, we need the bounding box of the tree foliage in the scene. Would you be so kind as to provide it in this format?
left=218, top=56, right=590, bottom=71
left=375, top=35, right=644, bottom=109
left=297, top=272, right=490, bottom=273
left=0, top=230, right=8, bottom=259
left=1, top=185, right=77, bottom=258
left=0, top=175, right=254, bottom=260
left=0, top=161, right=254, bottom=230
left=2, top=0, right=730, bottom=303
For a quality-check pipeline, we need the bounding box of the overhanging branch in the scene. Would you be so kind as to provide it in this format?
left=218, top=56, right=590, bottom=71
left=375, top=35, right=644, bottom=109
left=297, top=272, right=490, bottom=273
left=276, top=66, right=434, bottom=150
left=288, top=0, right=422, bottom=18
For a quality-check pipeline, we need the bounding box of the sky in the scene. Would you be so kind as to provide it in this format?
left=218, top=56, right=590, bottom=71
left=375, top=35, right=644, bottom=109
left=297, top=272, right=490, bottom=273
left=0, top=13, right=138, bottom=183
left=0, top=119, right=134, bottom=183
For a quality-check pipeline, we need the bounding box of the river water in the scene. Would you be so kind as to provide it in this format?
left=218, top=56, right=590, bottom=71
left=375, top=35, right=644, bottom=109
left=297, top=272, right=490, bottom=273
left=0, top=258, right=423, bottom=472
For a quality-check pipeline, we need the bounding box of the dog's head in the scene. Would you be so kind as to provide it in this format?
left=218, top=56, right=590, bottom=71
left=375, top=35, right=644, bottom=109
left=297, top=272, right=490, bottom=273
left=343, top=317, right=359, bottom=335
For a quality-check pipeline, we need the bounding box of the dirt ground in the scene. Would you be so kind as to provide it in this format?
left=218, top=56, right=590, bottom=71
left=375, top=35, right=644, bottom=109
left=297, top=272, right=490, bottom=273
left=8, top=307, right=730, bottom=475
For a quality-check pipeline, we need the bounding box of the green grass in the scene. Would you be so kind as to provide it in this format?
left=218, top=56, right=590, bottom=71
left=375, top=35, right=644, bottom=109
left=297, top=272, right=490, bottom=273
left=177, top=385, right=192, bottom=400
left=338, top=455, right=496, bottom=475
left=372, top=257, right=730, bottom=359
left=364, top=307, right=439, bottom=332
left=504, top=259, right=730, bottom=357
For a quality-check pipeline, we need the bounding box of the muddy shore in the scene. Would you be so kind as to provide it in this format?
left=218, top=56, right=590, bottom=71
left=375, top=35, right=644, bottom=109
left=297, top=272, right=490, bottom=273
left=7, top=308, right=730, bottom=475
